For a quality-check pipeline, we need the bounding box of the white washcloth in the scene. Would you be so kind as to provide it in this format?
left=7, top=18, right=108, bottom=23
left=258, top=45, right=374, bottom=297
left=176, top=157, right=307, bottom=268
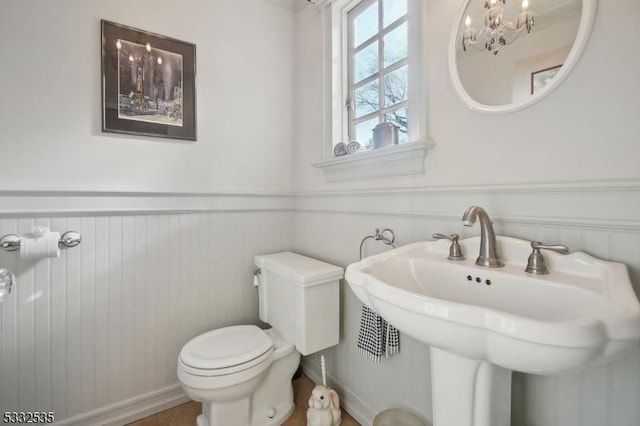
left=357, top=304, right=400, bottom=362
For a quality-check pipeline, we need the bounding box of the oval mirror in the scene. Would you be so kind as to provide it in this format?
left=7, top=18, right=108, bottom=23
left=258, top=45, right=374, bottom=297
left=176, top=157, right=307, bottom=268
left=449, top=0, right=598, bottom=113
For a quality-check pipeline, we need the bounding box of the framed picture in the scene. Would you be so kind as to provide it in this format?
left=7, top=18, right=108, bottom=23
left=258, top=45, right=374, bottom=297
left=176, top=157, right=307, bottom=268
left=101, top=20, right=196, bottom=140
left=531, top=64, right=562, bottom=96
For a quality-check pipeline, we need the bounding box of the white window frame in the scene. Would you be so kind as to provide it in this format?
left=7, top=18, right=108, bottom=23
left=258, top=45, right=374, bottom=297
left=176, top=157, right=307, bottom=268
left=311, top=0, right=435, bottom=182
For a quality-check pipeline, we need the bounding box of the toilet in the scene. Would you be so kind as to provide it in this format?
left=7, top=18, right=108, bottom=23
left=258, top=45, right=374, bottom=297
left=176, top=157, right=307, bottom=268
left=177, top=252, right=343, bottom=426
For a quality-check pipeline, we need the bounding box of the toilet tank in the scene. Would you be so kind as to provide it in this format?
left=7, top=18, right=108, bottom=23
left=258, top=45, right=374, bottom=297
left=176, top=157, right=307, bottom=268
left=255, top=252, right=343, bottom=356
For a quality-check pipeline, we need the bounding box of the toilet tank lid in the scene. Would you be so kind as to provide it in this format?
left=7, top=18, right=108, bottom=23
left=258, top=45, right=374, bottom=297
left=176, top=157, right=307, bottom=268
left=255, top=252, right=343, bottom=286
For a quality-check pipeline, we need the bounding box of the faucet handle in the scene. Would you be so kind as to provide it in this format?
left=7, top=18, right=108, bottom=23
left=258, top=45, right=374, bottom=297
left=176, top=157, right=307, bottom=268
left=525, top=241, right=569, bottom=274
left=432, top=233, right=455, bottom=241
left=432, top=233, right=465, bottom=261
left=530, top=242, right=569, bottom=254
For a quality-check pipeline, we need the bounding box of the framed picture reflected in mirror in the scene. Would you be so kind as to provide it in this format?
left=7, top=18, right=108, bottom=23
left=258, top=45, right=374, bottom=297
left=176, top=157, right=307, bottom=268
left=531, top=64, right=563, bottom=96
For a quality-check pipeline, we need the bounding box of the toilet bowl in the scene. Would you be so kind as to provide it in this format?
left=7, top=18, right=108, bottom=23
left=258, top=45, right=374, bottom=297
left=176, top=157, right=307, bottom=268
left=178, top=325, right=299, bottom=426
left=177, top=252, right=343, bottom=426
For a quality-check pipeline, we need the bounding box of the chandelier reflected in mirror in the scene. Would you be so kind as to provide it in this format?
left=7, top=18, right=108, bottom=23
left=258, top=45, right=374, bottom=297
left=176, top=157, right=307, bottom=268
left=461, top=0, right=535, bottom=55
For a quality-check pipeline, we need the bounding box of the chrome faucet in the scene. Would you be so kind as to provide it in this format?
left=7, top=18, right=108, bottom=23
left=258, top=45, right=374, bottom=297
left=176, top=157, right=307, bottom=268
left=462, top=206, right=504, bottom=268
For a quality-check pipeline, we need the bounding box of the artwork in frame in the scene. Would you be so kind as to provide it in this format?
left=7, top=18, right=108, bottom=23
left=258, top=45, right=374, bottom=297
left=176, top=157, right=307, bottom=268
left=101, top=20, right=196, bottom=140
left=531, top=64, right=562, bottom=96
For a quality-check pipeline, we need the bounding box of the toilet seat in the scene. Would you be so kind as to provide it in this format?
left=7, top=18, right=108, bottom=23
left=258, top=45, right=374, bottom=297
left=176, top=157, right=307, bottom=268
left=179, top=325, right=274, bottom=377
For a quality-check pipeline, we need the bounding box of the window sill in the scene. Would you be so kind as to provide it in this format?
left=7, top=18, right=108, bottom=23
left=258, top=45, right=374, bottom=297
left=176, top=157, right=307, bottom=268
left=311, top=140, right=435, bottom=182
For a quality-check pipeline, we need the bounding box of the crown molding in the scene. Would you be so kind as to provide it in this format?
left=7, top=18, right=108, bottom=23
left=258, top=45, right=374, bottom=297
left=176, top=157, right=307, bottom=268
left=308, top=0, right=335, bottom=9
left=265, top=0, right=311, bottom=12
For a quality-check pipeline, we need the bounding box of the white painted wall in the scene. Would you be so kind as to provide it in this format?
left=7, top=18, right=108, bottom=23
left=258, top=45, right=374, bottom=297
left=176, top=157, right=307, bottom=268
left=293, top=1, right=640, bottom=426
left=293, top=0, right=640, bottom=191
left=0, top=0, right=294, bottom=193
left=0, top=0, right=297, bottom=423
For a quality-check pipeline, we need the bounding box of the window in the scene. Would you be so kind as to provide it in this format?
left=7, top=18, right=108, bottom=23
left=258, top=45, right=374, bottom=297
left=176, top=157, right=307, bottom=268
left=349, top=0, right=409, bottom=149
left=312, top=0, right=433, bottom=182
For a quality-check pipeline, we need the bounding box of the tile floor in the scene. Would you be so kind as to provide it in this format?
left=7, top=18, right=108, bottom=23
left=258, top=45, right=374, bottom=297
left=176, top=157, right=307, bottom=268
left=126, top=373, right=360, bottom=426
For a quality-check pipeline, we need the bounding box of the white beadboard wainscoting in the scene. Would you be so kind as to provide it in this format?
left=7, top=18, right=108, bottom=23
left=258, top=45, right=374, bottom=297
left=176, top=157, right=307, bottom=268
left=0, top=192, right=294, bottom=425
left=2, top=184, right=640, bottom=426
left=295, top=182, right=640, bottom=426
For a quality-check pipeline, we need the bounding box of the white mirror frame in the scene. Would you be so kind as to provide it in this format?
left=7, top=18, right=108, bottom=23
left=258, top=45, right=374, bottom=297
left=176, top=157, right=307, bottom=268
left=448, top=0, right=598, bottom=114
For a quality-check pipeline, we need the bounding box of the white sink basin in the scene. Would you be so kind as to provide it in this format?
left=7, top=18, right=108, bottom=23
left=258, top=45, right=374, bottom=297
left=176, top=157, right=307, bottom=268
left=346, top=236, right=640, bottom=426
left=346, top=236, right=640, bottom=374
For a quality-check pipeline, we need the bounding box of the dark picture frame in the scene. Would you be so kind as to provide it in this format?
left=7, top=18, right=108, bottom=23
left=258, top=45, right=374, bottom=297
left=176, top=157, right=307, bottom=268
left=531, top=64, right=562, bottom=96
left=101, top=20, right=196, bottom=140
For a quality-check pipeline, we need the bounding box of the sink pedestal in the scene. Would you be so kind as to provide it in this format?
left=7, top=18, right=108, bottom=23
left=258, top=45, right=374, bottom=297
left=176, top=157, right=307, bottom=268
left=430, top=347, right=512, bottom=426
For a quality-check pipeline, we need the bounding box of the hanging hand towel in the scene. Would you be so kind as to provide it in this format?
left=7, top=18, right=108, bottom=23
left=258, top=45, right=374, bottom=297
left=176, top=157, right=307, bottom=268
left=357, top=304, right=400, bottom=362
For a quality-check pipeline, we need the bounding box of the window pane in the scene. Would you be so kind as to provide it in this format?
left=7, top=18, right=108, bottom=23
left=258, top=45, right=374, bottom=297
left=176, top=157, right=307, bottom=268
left=385, top=108, right=408, bottom=144
left=353, top=2, right=378, bottom=47
left=384, top=22, right=407, bottom=68
left=354, top=80, right=380, bottom=118
left=383, top=0, right=407, bottom=28
left=354, top=41, right=378, bottom=82
left=355, top=117, right=379, bottom=149
left=384, top=65, right=408, bottom=107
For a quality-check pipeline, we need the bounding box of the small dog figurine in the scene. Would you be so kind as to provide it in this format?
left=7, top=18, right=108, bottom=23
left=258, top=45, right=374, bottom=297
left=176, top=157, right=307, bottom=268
left=306, top=384, right=342, bottom=426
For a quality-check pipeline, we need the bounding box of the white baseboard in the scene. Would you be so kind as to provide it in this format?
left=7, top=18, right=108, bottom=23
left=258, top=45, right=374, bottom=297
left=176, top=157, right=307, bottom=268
left=301, top=358, right=376, bottom=426
left=55, top=384, right=191, bottom=426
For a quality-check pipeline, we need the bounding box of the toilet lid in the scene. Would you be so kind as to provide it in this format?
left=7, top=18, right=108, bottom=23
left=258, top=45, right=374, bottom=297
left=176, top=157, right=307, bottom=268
left=180, top=325, right=273, bottom=370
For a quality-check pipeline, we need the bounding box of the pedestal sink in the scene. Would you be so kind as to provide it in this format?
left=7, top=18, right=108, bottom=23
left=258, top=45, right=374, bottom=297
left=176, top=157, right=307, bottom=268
left=345, top=236, right=640, bottom=426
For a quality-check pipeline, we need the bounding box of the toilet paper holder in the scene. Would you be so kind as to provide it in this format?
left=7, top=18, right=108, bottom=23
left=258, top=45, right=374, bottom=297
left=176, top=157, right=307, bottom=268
left=0, top=231, right=82, bottom=252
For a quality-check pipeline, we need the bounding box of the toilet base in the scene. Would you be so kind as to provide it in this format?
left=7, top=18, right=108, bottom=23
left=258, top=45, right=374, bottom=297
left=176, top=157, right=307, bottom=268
left=191, top=342, right=300, bottom=426
left=248, top=345, right=299, bottom=426
left=195, top=402, right=294, bottom=426
left=201, top=396, right=251, bottom=426
left=195, top=398, right=294, bottom=426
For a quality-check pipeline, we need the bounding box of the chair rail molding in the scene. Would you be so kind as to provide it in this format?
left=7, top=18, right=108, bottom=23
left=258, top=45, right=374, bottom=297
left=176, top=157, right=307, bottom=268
left=0, top=190, right=295, bottom=216
left=295, top=181, right=640, bottom=231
